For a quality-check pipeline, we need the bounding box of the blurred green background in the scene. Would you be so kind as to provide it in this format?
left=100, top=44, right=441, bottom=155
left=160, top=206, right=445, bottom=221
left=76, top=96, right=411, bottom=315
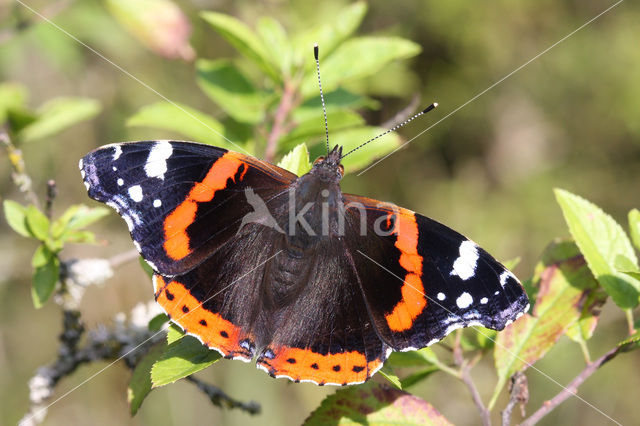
left=1, top=0, right=639, bottom=424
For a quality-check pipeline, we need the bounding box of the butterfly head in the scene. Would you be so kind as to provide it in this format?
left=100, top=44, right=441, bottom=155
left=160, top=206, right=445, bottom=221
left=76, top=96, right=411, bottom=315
left=311, top=145, right=344, bottom=183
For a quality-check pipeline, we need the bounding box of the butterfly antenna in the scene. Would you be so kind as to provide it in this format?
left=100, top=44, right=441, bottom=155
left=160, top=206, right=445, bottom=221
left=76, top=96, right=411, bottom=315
left=341, top=103, right=438, bottom=159
left=314, top=43, right=330, bottom=155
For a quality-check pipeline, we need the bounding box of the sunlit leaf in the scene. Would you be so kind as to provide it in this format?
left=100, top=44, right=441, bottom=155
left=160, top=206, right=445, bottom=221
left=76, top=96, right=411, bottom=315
left=151, top=334, right=220, bottom=387
left=292, top=1, right=367, bottom=68
left=317, top=126, right=401, bottom=173
left=280, top=109, right=365, bottom=152
left=379, top=365, right=402, bottom=390
left=25, top=205, right=50, bottom=241
left=3, top=200, right=32, bottom=238
left=19, top=97, right=101, bottom=143
left=277, top=144, right=311, bottom=176
left=128, top=343, right=165, bottom=416
left=294, top=88, right=379, bottom=122
left=256, top=17, right=291, bottom=75
left=167, top=323, right=185, bottom=344
left=387, top=347, right=439, bottom=368
left=31, top=247, right=59, bottom=308
left=502, top=257, right=521, bottom=271
left=106, top=0, right=194, bottom=60
left=200, top=12, right=279, bottom=81
left=196, top=59, right=268, bottom=124
left=304, top=381, right=453, bottom=425
left=629, top=209, right=640, bottom=252
left=490, top=240, right=599, bottom=408
left=301, top=37, right=421, bottom=97
left=555, top=188, right=640, bottom=308
left=127, top=101, right=231, bottom=147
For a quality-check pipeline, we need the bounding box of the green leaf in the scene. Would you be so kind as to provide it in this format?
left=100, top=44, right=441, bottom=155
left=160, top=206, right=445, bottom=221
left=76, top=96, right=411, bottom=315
left=320, top=126, right=401, bottom=173
left=304, top=381, right=453, bottom=426
left=52, top=205, right=109, bottom=238
left=490, top=240, right=599, bottom=408
left=200, top=12, right=278, bottom=81
left=127, top=101, right=231, bottom=147
left=25, top=205, right=50, bottom=241
left=621, top=270, right=640, bottom=281
left=256, top=17, right=291, bottom=75
left=139, top=257, right=154, bottom=278
left=151, top=334, right=221, bottom=387
left=59, top=230, right=96, bottom=244
left=277, top=144, right=311, bottom=176
left=387, top=347, right=439, bottom=368
left=629, top=209, right=640, bottom=251
left=400, top=366, right=439, bottom=389
left=167, top=323, right=185, bottom=344
left=196, top=59, right=268, bottom=124
left=280, top=109, right=365, bottom=152
left=31, top=247, right=59, bottom=308
left=128, top=343, right=165, bottom=416
left=3, top=200, right=32, bottom=238
left=378, top=365, right=402, bottom=390
left=294, top=89, right=379, bottom=122
left=292, top=1, right=367, bottom=68
left=473, top=327, right=498, bottom=351
left=19, top=97, right=100, bottom=143
left=148, top=314, right=169, bottom=332
left=0, top=82, right=28, bottom=124
left=301, top=37, right=421, bottom=97
left=617, top=332, right=640, bottom=353
left=555, top=188, right=640, bottom=308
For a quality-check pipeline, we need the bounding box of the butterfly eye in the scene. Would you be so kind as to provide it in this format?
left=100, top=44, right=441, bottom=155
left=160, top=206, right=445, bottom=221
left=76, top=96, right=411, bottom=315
left=313, top=156, right=325, bottom=165
left=338, top=164, right=344, bottom=176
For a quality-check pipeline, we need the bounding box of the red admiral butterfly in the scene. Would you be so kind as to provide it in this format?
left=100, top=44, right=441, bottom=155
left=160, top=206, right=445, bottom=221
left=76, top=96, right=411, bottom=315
left=80, top=49, right=528, bottom=386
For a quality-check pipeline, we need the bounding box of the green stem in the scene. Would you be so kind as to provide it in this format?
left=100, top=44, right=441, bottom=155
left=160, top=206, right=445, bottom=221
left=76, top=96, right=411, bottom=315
left=625, top=309, right=635, bottom=336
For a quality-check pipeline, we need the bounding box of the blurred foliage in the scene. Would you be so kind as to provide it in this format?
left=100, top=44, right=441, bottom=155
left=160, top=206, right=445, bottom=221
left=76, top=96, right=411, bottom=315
left=1, top=0, right=640, bottom=425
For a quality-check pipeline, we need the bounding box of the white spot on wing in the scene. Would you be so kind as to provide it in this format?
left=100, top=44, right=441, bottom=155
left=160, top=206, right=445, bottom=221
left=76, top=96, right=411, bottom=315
left=437, top=292, right=445, bottom=301
left=112, top=166, right=117, bottom=171
left=113, top=145, right=122, bottom=160
left=83, top=181, right=90, bottom=190
left=78, top=159, right=83, bottom=170
left=153, top=199, right=162, bottom=208
left=450, top=240, right=479, bottom=280
left=480, top=297, right=488, bottom=304
left=456, top=292, right=473, bottom=309
left=128, top=185, right=143, bottom=202
left=144, top=141, right=172, bottom=180
left=500, top=270, right=515, bottom=287
left=117, top=178, right=124, bottom=186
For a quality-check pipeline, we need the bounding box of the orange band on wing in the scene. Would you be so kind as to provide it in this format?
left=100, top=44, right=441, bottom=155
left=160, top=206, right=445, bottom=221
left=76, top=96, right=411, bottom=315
left=153, top=275, right=254, bottom=359
left=163, top=153, right=245, bottom=260
left=257, top=346, right=384, bottom=385
left=385, top=210, right=427, bottom=332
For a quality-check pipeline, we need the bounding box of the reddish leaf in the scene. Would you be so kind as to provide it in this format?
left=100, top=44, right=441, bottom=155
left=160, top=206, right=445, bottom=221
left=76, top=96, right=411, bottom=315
left=304, top=382, right=452, bottom=426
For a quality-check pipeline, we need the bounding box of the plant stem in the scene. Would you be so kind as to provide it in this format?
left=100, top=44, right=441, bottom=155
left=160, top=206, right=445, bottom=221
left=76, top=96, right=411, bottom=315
left=624, top=309, right=635, bottom=336
left=453, top=331, right=492, bottom=426
left=520, top=345, right=621, bottom=426
left=1, top=129, right=40, bottom=206
left=577, top=338, right=591, bottom=364
left=264, top=81, right=296, bottom=163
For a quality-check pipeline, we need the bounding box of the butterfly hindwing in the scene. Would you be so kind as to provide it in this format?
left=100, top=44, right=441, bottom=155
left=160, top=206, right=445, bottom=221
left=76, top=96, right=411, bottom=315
left=255, top=237, right=389, bottom=385
left=80, top=141, right=296, bottom=275
left=342, top=194, right=530, bottom=351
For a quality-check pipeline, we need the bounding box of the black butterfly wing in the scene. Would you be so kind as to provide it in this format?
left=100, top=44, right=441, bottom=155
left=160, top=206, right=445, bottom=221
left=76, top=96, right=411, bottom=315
left=80, top=141, right=296, bottom=275
left=342, top=194, right=530, bottom=351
